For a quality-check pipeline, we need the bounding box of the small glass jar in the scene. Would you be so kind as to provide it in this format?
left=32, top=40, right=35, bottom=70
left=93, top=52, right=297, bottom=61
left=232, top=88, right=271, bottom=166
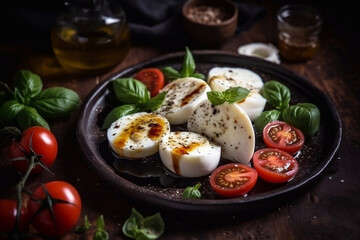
left=51, top=0, right=131, bottom=74
left=277, top=4, right=322, bottom=61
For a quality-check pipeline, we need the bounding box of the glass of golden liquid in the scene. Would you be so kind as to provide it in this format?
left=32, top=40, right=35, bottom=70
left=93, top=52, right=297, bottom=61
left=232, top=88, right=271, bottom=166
left=277, top=4, right=322, bottom=62
left=51, top=0, right=131, bottom=74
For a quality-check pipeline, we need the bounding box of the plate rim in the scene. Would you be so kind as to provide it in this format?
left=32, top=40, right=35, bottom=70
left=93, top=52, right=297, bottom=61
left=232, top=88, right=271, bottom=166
left=76, top=50, right=342, bottom=214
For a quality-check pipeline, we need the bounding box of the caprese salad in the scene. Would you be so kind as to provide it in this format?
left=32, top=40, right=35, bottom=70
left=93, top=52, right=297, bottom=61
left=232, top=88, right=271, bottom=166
left=102, top=47, right=321, bottom=199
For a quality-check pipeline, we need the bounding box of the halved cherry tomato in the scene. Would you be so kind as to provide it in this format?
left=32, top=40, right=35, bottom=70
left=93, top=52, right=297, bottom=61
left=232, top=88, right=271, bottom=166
left=263, top=120, right=305, bottom=155
left=210, top=163, right=258, bottom=198
left=252, top=148, right=299, bottom=184
left=133, top=68, right=165, bottom=97
left=0, top=199, right=28, bottom=233
left=8, top=126, right=58, bottom=174
left=27, top=181, right=81, bottom=237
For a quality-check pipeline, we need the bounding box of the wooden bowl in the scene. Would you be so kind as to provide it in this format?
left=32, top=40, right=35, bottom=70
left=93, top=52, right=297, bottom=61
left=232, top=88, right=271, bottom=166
left=182, top=0, right=238, bottom=47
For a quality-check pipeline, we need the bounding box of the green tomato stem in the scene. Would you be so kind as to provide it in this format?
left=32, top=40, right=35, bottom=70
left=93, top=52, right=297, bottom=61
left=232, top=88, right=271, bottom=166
left=14, top=154, right=36, bottom=231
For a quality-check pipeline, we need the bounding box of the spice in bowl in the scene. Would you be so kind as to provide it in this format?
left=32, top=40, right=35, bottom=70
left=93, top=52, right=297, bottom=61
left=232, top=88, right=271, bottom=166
left=186, top=5, right=231, bottom=25
left=182, top=0, right=238, bottom=47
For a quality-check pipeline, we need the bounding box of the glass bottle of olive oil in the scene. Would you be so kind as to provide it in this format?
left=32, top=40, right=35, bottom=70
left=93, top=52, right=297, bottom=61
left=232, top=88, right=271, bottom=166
left=51, top=0, right=130, bottom=74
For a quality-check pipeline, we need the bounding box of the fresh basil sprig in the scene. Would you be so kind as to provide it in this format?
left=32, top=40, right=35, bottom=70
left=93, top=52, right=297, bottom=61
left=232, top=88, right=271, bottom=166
left=254, top=109, right=281, bottom=131
left=260, top=80, right=291, bottom=111
left=101, top=78, right=167, bottom=129
left=161, top=47, right=205, bottom=81
left=75, top=215, right=109, bottom=240
left=182, top=183, right=202, bottom=199
left=0, top=69, right=80, bottom=130
left=207, top=87, right=250, bottom=105
left=282, top=103, right=320, bottom=137
left=122, top=208, right=164, bottom=240
left=255, top=80, right=320, bottom=137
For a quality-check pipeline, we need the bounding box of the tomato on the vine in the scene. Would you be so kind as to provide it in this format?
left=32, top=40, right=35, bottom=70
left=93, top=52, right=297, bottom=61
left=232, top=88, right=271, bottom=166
left=210, top=163, right=258, bottom=198
left=252, top=148, right=299, bottom=184
left=0, top=199, right=28, bottom=233
left=27, top=181, right=81, bottom=237
left=133, top=68, right=165, bottom=97
left=263, top=120, right=305, bottom=155
left=8, top=126, right=58, bottom=174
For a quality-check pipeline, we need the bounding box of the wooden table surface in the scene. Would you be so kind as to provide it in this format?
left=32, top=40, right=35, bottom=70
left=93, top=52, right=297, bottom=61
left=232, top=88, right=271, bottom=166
left=1, top=1, right=359, bottom=239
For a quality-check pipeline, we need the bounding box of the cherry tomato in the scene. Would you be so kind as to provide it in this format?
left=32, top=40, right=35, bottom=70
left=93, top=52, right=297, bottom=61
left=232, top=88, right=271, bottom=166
left=133, top=68, right=165, bottom=97
left=27, top=181, right=81, bottom=237
left=263, top=120, right=305, bottom=155
left=0, top=199, right=28, bottom=233
left=210, top=163, right=258, bottom=198
left=252, top=148, right=299, bottom=184
left=8, top=126, right=58, bottom=174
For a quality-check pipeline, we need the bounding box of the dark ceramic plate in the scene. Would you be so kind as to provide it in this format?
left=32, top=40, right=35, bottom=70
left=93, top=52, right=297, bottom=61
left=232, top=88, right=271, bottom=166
left=76, top=51, right=342, bottom=215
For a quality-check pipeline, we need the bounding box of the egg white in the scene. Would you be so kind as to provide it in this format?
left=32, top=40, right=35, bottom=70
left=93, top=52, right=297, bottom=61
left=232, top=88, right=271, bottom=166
left=155, top=77, right=211, bottom=125
left=107, top=112, right=170, bottom=159
left=159, top=131, right=221, bottom=178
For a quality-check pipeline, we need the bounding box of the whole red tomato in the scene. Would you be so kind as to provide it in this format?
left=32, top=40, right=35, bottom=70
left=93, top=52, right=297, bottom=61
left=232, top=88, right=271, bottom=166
left=27, top=181, right=82, bottom=237
left=0, top=199, right=28, bottom=233
left=8, top=126, right=58, bottom=174
left=133, top=68, right=165, bottom=97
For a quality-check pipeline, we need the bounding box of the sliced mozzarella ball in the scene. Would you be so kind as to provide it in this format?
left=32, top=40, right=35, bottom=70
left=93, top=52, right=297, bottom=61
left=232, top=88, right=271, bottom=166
left=207, top=67, right=263, bottom=93
left=236, top=92, right=266, bottom=121
left=188, top=100, right=255, bottom=164
left=107, top=112, right=170, bottom=159
left=207, top=67, right=266, bottom=121
left=155, top=77, right=211, bottom=125
left=159, top=131, right=221, bottom=178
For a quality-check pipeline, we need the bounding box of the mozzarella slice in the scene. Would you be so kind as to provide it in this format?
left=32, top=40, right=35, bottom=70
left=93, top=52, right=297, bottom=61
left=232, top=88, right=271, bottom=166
left=107, top=112, right=170, bottom=159
left=207, top=67, right=266, bottom=121
left=159, top=131, right=221, bottom=178
left=188, top=100, right=255, bottom=164
left=155, top=77, right=211, bottom=125
left=236, top=92, right=267, bottom=121
left=207, top=67, right=263, bottom=93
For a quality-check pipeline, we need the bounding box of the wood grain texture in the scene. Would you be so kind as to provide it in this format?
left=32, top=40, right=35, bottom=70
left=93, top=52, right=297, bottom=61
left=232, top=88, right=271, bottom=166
left=0, top=1, right=359, bottom=239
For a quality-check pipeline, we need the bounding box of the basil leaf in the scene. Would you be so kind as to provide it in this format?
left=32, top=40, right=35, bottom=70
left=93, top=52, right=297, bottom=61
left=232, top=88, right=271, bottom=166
left=161, top=66, right=181, bottom=81
left=282, top=103, right=320, bottom=137
left=223, top=87, right=250, bottom=103
left=0, top=100, right=24, bottom=126
left=94, top=230, right=109, bottom=240
left=207, top=91, right=225, bottom=105
left=182, top=183, right=201, bottom=199
left=14, top=69, right=43, bottom=104
left=180, top=46, right=196, bottom=77
left=94, top=215, right=109, bottom=240
left=138, top=213, right=164, bottom=240
left=254, top=109, right=281, bottom=131
left=190, top=72, right=206, bottom=80
left=74, top=215, right=92, bottom=234
left=261, top=80, right=291, bottom=110
left=113, top=78, right=150, bottom=104
left=144, top=91, right=167, bottom=112
left=102, top=104, right=138, bottom=130
left=122, top=208, right=164, bottom=240
left=30, top=87, right=80, bottom=119
left=16, top=106, right=49, bottom=130
left=123, top=208, right=144, bottom=238
left=207, top=87, right=250, bottom=105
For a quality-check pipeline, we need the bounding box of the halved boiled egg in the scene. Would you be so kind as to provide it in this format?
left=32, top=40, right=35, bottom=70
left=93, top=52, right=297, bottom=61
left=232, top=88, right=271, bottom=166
left=188, top=100, right=255, bottom=165
left=159, top=131, right=221, bottom=178
left=155, top=77, right=211, bottom=125
left=207, top=67, right=266, bottom=121
left=107, top=112, right=170, bottom=159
